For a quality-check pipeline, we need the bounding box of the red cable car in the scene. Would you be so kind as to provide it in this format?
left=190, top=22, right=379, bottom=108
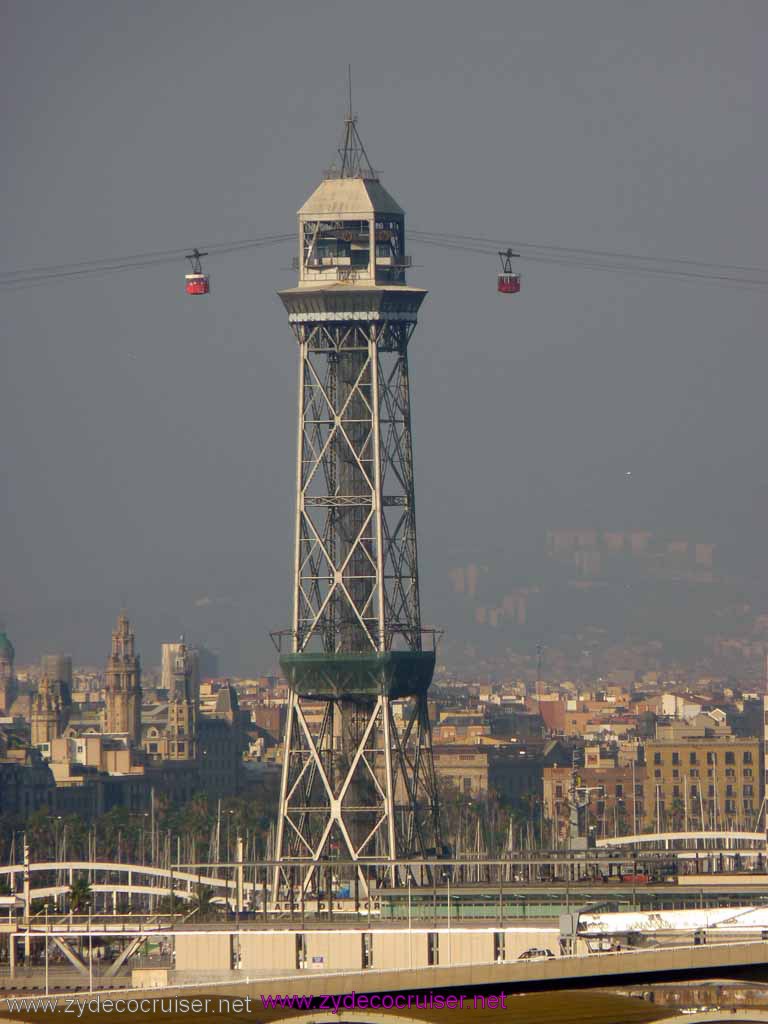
left=185, top=248, right=210, bottom=295
left=497, top=248, right=521, bottom=294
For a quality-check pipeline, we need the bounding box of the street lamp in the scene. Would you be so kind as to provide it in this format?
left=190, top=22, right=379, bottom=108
left=44, top=903, right=49, bottom=996
left=407, top=876, right=412, bottom=968
left=441, top=869, right=452, bottom=965
left=226, top=810, right=235, bottom=865
left=54, top=818, right=63, bottom=912
left=140, top=814, right=149, bottom=865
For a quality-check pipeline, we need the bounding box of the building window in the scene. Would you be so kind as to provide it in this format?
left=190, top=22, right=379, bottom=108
left=726, top=768, right=735, bottom=778
left=690, top=786, right=698, bottom=799
left=672, top=769, right=680, bottom=779
left=362, top=933, right=373, bottom=969
left=744, top=784, right=753, bottom=796
left=555, top=785, right=563, bottom=798
left=744, top=768, right=753, bottom=778
left=672, top=752, right=680, bottom=765
left=673, top=786, right=680, bottom=798
left=690, top=768, right=699, bottom=777
left=726, top=785, right=734, bottom=797
left=707, top=751, right=715, bottom=765
left=654, top=769, right=661, bottom=779
left=653, top=752, right=662, bottom=765
left=635, top=784, right=644, bottom=797
left=427, top=932, right=439, bottom=966
left=708, top=785, right=715, bottom=797
left=494, top=932, right=506, bottom=963
left=296, top=934, right=306, bottom=969
left=615, top=784, right=623, bottom=798
left=689, top=752, right=698, bottom=765
left=463, top=778, right=472, bottom=795
left=725, top=751, right=735, bottom=765
left=744, top=751, right=753, bottom=764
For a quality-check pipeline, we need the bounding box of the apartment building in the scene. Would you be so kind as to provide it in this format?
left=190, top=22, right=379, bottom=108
left=643, top=735, right=761, bottom=831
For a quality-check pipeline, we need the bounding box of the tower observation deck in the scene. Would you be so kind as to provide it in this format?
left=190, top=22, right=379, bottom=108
left=272, top=109, right=442, bottom=899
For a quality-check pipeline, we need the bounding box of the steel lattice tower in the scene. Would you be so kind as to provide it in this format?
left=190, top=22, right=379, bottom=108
left=272, top=110, right=442, bottom=899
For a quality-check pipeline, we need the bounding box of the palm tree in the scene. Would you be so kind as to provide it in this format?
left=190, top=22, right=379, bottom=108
left=191, top=884, right=215, bottom=920
left=671, top=798, right=686, bottom=832
left=69, top=877, right=92, bottom=913
left=25, top=812, right=54, bottom=860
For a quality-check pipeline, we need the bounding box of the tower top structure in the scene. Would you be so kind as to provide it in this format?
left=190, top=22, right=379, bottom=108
left=110, top=613, right=136, bottom=661
left=286, top=98, right=415, bottom=296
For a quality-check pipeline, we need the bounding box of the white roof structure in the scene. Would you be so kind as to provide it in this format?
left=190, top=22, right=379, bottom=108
left=298, top=177, right=403, bottom=218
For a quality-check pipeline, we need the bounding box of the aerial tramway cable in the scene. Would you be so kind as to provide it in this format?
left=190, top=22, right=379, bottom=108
left=0, top=234, right=294, bottom=290
left=1, top=227, right=766, bottom=291
left=409, top=231, right=768, bottom=290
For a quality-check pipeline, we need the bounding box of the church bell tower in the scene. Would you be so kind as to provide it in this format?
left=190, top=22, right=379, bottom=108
left=103, top=613, right=142, bottom=744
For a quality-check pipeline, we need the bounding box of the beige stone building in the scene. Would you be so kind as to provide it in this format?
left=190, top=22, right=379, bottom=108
left=643, top=735, right=760, bottom=831
left=433, top=745, right=488, bottom=797
left=32, top=615, right=246, bottom=801
left=30, top=675, right=70, bottom=746
left=542, top=760, right=646, bottom=841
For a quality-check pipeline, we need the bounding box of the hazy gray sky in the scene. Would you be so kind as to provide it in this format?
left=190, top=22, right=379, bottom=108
left=2, top=0, right=765, bottom=672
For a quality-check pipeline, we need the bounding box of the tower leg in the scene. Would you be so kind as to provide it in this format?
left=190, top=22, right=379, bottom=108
left=274, top=685, right=441, bottom=902
left=381, top=695, right=398, bottom=887
left=272, top=689, right=298, bottom=908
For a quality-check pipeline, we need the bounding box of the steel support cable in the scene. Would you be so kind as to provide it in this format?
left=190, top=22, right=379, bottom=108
left=412, top=234, right=768, bottom=285
left=0, top=233, right=293, bottom=278
left=0, top=234, right=294, bottom=289
left=410, top=229, right=768, bottom=278
left=410, top=235, right=768, bottom=289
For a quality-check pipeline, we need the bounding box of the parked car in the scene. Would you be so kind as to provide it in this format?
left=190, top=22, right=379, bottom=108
left=518, top=947, right=555, bottom=960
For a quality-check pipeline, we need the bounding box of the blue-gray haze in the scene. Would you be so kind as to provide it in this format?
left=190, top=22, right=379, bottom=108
left=2, top=1, right=765, bottom=673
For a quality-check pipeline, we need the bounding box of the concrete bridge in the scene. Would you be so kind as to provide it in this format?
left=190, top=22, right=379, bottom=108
left=3, top=933, right=768, bottom=1024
